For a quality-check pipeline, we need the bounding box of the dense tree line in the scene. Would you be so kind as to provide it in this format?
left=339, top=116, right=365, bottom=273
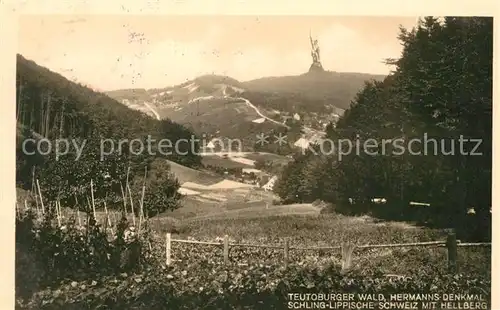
left=274, top=17, right=492, bottom=240
left=16, top=55, right=201, bottom=214
left=241, top=71, right=385, bottom=110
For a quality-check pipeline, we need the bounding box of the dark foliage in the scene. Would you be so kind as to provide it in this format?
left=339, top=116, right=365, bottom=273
left=20, top=262, right=490, bottom=309
left=15, top=207, right=155, bottom=301
left=274, top=17, right=492, bottom=241
left=16, top=55, right=198, bottom=211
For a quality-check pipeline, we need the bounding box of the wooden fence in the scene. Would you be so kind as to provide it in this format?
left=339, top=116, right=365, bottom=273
left=164, top=232, right=490, bottom=272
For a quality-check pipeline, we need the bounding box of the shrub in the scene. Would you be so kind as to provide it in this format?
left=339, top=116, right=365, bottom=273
left=272, top=199, right=282, bottom=206
left=20, top=263, right=491, bottom=309
left=15, top=205, right=155, bottom=302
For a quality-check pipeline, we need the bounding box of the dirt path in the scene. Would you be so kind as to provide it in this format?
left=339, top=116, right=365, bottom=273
left=237, top=97, right=290, bottom=129
left=143, top=101, right=161, bottom=120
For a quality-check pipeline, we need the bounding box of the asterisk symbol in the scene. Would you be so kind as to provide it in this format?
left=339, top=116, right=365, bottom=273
left=274, top=133, right=288, bottom=146
left=255, top=133, right=269, bottom=146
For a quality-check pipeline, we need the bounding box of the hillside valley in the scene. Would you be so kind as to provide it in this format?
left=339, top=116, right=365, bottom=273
left=106, top=71, right=385, bottom=151
left=14, top=17, right=493, bottom=309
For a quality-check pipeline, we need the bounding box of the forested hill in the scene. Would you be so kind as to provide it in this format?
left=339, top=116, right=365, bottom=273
left=16, top=54, right=201, bottom=168
left=274, top=17, right=493, bottom=241
left=16, top=55, right=201, bottom=214
left=241, top=70, right=386, bottom=111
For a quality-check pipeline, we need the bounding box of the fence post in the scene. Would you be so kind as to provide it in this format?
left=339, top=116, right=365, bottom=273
left=166, top=233, right=171, bottom=267
left=341, top=242, right=355, bottom=273
left=223, top=235, right=229, bottom=265
left=446, top=232, right=458, bottom=273
left=284, top=238, right=289, bottom=268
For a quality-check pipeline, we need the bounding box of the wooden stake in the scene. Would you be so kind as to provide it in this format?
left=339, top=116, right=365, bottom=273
left=56, top=201, right=61, bottom=227
left=127, top=184, right=136, bottom=226
left=284, top=238, right=289, bottom=268
left=59, top=200, right=64, bottom=220
left=31, top=168, right=37, bottom=212
left=90, top=179, right=96, bottom=219
left=223, top=235, right=229, bottom=265
left=123, top=166, right=131, bottom=203
left=120, top=183, right=128, bottom=215
left=35, top=196, right=40, bottom=217
left=74, top=193, right=79, bottom=208
left=126, top=166, right=131, bottom=191
left=138, top=187, right=145, bottom=234
left=31, top=166, right=36, bottom=194
left=446, top=232, right=458, bottom=273
left=166, top=233, right=171, bottom=266
left=36, top=179, right=45, bottom=214
left=104, top=200, right=113, bottom=235
left=141, top=166, right=147, bottom=221
left=138, top=184, right=146, bottom=233
left=140, top=185, right=146, bottom=220
left=341, top=242, right=355, bottom=273
left=34, top=193, right=40, bottom=216
left=77, top=209, right=82, bottom=227
left=86, top=196, right=92, bottom=213
left=55, top=200, right=59, bottom=222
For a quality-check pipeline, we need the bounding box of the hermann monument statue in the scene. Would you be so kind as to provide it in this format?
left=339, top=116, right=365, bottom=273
left=309, top=31, right=325, bottom=73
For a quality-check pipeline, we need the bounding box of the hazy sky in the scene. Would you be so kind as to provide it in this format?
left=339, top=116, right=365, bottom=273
left=18, top=15, right=419, bottom=91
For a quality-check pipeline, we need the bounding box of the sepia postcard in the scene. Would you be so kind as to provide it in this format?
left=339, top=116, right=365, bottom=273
left=1, top=1, right=497, bottom=309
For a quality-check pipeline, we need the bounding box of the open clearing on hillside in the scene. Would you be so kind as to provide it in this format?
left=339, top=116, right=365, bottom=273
left=200, top=152, right=289, bottom=170
left=155, top=96, right=280, bottom=147
left=187, top=203, right=320, bottom=221
left=181, top=179, right=255, bottom=190
left=227, top=156, right=255, bottom=166
left=176, top=213, right=443, bottom=246
left=243, top=152, right=291, bottom=164
left=166, top=187, right=277, bottom=220
left=166, top=160, right=222, bottom=185
left=201, top=155, right=253, bottom=169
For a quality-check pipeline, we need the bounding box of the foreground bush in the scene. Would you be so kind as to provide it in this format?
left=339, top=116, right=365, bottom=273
left=16, top=209, right=491, bottom=309
left=15, top=207, right=155, bottom=301
left=19, top=263, right=491, bottom=309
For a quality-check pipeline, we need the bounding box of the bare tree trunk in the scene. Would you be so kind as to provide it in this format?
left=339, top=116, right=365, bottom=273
left=45, top=92, right=52, bottom=138
left=40, top=92, right=45, bottom=135
left=16, top=77, right=22, bottom=122
left=59, top=99, right=65, bottom=138
left=30, top=101, right=35, bottom=131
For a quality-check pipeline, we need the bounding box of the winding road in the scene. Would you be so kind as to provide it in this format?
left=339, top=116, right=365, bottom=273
left=221, top=84, right=289, bottom=129
left=142, top=84, right=290, bottom=129
left=237, top=97, right=290, bottom=129
left=143, top=101, right=161, bottom=120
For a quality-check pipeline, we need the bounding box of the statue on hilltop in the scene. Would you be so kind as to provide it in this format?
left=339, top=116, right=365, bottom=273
left=310, top=33, right=321, bottom=63
left=309, top=31, right=324, bottom=73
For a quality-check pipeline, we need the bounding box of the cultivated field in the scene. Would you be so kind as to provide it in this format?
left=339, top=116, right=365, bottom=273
left=148, top=211, right=491, bottom=279
left=166, top=160, right=222, bottom=185
left=201, top=155, right=254, bottom=169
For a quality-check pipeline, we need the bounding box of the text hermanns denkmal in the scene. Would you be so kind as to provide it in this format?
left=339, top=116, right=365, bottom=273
left=286, top=293, right=489, bottom=309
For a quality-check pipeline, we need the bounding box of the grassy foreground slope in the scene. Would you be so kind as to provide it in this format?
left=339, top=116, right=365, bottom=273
left=106, top=71, right=386, bottom=149
left=16, top=194, right=491, bottom=309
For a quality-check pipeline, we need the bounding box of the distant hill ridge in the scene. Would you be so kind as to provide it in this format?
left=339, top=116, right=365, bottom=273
left=107, top=70, right=384, bottom=111
left=15, top=54, right=201, bottom=168
left=242, top=70, right=385, bottom=110
left=105, top=70, right=384, bottom=150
